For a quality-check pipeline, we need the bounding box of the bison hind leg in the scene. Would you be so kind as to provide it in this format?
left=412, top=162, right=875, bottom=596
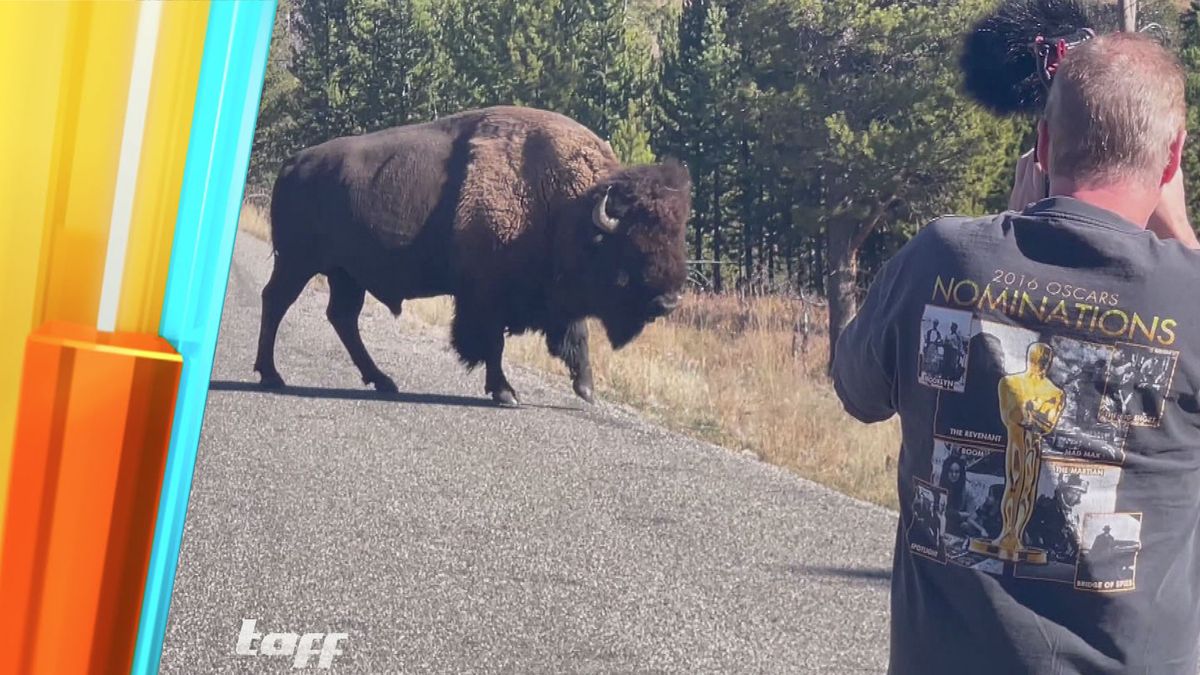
left=255, top=255, right=316, bottom=389
left=326, top=268, right=398, bottom=393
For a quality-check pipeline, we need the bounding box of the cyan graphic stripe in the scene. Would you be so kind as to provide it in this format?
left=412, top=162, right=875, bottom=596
left=132, top=2, right=277, bottom=673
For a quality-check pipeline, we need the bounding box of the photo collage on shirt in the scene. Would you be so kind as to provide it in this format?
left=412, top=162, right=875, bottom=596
left=1097, top=343, right=1178, bottom=429
left=906, top=478, right=947, bottom=564
left=917, top=305, right=974, bottom=393
left=1074, top=512, right=1143, bottom=592
left=908, top=304, right=1177, bottom=592
left=927, top=439, right=1006, bottom=575
left=1012, top=460, right=1123, bottom=586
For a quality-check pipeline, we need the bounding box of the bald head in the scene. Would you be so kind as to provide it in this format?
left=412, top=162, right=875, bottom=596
left=1043, top=32, right=1187, bottom=189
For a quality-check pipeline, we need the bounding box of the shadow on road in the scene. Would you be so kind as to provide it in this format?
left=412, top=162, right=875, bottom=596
left=781, top=564, right=891, bottom=585
left=209, top=379, right=499, bottom=408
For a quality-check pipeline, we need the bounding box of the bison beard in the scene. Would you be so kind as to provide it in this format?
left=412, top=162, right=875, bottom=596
left=254, top=106, right=692, bottom=406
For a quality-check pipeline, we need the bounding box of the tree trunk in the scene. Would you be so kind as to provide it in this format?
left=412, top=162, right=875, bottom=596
left=825, top=218, right=859, bottom=374
left=693, top=175, right=705, bottom=262
left=766, top=224, right=775, bottom=289
left=712, top=167, right=724, bottom=293
left=783, top=204, right=794, bottom=290
left=740, top=138, right=754, bottom=286
left=824, top=195, right=898, bottom=373
left=1118, top=0, right=1137, bottom=32
left=759, top=186, right=769, bottom=287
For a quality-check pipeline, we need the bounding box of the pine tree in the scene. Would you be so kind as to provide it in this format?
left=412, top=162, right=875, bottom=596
left=658, top=0, right=741, bottom=291
left=291, top=0, right=357, bottom=144
left=743, top=0, right=1020, bottom=367
left=1180, top=1, right=1200, bottom=223
left=569, top=0, right=647, bottom=137
left=439, top=0, right=513, bottom=110
left=343, top=0, right=445, bottom=130
left=610, top=100, right=656, bottom=164
left=248, top=0, right=300, bottom=190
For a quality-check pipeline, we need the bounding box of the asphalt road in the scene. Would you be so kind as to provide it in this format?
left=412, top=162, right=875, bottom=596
left=159, top=231, right=895, bottom=674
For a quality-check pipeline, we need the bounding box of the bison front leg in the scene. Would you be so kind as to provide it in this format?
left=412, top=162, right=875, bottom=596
left=326, top=267, right=398, bottom=393
left=546, top=319, right=594, bottom=404
left=451, top=299, right=518, bottom=406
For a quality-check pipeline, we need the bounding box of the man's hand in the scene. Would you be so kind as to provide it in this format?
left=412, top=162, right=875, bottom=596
left=1009, top=148, right=1046, bottom=212
left=1009, top=148, right=1198, bottom=249
left=1147, top=168, right=1199, bottom=249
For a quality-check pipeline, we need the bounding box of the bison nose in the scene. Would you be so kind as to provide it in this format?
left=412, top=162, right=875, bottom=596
left=649, top=292, right=682, bottom=316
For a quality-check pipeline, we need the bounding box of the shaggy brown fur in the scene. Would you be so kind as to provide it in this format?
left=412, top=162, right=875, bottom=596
left=456, top=108, right=618, bottom=244
left=255, top=106, right=692, bottom=405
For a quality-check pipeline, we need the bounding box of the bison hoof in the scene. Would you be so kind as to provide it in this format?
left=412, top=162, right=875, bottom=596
left=258, top=371, right=286, bottom=389
left=366, top=373, right=399, bottom=393
left=491, top=389, right=520, bottom=407
left=573, top=380, right=595, bottom=404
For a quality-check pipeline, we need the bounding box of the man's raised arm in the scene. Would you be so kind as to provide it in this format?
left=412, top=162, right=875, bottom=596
left=831, top=255, right=904, bottom=424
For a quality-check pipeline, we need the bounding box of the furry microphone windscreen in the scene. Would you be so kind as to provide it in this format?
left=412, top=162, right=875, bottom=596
left=960, top=0, right=1112, bottom=116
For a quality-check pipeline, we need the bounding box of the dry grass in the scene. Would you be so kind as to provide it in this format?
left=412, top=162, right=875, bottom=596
left=239, top=200, right=273, bottom=241
left=238, top=202, right=901, bottom=509
left=405, top=294, right=901, bottom=508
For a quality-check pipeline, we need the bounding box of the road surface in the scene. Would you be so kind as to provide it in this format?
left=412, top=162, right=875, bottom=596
left=159, top=231, right=895, bottom=673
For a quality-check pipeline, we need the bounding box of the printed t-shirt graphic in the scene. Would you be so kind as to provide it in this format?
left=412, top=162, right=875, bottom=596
left=912, top=273, right=1174, bottom=594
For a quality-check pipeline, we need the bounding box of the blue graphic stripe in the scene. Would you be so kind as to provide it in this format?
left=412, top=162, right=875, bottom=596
left=132, top=2, right=276, bottom=673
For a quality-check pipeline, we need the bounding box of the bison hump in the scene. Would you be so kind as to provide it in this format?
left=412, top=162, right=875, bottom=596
left=455, top=112, right=618, bottom=246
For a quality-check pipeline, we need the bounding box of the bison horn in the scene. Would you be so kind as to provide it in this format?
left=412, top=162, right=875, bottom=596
left=592, top=187, right=620, bottom=233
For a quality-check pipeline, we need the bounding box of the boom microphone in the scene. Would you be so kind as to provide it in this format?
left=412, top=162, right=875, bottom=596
left=960, top=0, right=1107, bottom=116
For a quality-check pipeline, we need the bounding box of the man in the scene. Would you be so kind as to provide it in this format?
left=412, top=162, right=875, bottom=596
left=967, top=482, right=1006, bottom=540
left=1084, top=524, right=1121, bottom=583
left=1011, top=133, right=1199, bottom=249
left=1074, top=357, right=1109, bottom=427
left=925, top=319, right=943, bottom=348
left=941, top=322, right=966, bottom=381
left=923, top=319, right=943, bottom=375
left=910, top=488, right=941, bottom=551
left=833, top=34, right=1200, bottom=674
left=1092, top=525, right=1116, bottom=559
left=1103, top=350, right=1139, bottom=421
left=1025, top=472, right=1088, bottom=565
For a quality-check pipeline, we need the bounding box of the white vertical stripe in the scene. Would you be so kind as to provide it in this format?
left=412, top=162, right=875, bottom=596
left=97, top=0, right=162, bottom=332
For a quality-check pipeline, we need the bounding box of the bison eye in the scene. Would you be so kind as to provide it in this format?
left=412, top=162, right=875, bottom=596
left=615, top=270, right=630, bottom=288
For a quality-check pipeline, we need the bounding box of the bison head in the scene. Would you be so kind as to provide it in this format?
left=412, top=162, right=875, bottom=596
left=577, top=160, right=692, bottom=349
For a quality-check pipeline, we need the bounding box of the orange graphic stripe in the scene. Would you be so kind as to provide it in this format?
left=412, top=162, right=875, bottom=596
left=0, top=322, right=181, bottom=675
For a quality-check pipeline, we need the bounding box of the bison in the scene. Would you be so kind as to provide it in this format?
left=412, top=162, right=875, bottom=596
left=255, top=106, right=692, bottom=406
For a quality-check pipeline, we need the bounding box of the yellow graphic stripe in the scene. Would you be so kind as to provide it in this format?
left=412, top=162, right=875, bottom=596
left=39, top=2, right=141, bottom=327
left=0, top=0, right=75, bottom=554
left=116, top=1, right=211, bottom=333
left=97, top=1, right=163, bottom=332
left=0, top=1, right=175, bottom=557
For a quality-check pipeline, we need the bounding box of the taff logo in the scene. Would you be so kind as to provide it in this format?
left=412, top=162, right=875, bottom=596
left=236, top=618, right=348, bottom=669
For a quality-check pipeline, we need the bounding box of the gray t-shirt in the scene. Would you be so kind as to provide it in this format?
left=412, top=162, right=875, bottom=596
left=833, top=197, right=1200, bottom=674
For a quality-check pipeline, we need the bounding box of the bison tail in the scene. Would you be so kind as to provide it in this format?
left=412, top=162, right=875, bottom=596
left=268, top=158, right=302, bottom=256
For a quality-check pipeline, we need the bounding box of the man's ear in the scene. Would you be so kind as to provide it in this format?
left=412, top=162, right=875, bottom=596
left=1162, top=128, right=1187, bottom=187
left=1036, top=120, right=1050, bottom=174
